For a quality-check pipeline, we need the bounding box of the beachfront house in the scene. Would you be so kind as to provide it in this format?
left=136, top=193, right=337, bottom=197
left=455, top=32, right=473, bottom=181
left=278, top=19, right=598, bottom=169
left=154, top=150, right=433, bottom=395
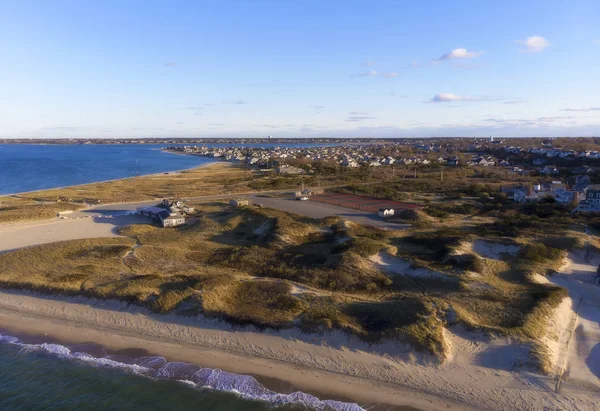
left=158, top=210, right=186, bottom=227
left=138, top=200, right=187, bottom=228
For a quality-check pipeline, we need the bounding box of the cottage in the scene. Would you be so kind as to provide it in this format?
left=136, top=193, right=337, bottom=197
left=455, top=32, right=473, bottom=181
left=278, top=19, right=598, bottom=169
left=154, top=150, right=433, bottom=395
left=229, top=199, right=249, bottom=207
left=377, top=208, right=395, bottom=218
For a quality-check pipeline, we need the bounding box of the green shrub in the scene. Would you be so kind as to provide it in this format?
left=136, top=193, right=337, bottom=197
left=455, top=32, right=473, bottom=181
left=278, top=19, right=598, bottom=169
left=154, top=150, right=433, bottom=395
left=519, top=243, right=562, bottom=263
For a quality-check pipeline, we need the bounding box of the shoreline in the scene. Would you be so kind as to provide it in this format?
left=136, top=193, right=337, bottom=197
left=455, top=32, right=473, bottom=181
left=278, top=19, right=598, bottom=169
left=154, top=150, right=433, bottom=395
left=1, top=288, right=597, bottom=410
left=0, top=150, right=217, bottom=198
left=0, top=290, right=462, bottom=411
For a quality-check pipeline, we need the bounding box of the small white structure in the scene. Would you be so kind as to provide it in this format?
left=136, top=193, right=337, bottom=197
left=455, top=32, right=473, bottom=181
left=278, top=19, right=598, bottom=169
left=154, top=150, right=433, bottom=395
left=378, top=208, right=395, bottom=218
left=229, top=199, right=249, bottom=207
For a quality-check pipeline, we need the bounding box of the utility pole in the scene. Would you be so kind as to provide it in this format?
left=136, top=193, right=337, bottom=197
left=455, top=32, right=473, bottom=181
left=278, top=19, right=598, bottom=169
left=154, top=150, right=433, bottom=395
left=440, top=169, right=443, bottom=182
left=414, top=167, right=417, bottom=179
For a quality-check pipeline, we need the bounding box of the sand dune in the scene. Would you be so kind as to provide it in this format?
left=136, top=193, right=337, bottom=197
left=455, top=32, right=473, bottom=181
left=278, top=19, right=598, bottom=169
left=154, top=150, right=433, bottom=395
left=0, top=290, right=597, bottom=411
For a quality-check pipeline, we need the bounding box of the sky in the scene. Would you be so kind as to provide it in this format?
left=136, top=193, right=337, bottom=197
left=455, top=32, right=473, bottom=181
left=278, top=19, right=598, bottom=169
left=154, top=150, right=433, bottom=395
left=0, top=0, right=599, bottom=138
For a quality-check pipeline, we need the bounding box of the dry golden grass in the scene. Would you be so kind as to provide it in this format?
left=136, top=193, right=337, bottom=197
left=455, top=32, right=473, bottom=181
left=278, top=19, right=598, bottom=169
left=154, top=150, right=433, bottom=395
left=0, top=201, right=572, bottom=362
left=0, top=196, right=84, bottom=224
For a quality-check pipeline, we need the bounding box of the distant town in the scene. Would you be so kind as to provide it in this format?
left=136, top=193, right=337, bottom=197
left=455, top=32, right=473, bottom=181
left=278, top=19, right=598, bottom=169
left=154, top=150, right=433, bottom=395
left=165, top=136, right=600, bottom=213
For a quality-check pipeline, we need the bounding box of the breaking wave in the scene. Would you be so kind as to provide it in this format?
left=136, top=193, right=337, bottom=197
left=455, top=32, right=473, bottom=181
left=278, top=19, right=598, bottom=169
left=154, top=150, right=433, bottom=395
left=1, top=333, right=364, bottom=411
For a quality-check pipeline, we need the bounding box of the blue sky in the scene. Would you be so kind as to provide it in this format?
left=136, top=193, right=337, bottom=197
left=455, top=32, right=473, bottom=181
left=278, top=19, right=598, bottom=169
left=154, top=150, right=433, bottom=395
left=0, top=0, right=598, bottom=138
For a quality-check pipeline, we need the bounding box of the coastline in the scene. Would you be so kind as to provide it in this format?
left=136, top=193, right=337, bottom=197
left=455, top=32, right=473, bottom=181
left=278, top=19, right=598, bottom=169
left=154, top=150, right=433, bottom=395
left=1, top=289, right=597, bottom=410
left=0, top=150, right=217, bottom=198
left=0, top=290, right=439, bottom=411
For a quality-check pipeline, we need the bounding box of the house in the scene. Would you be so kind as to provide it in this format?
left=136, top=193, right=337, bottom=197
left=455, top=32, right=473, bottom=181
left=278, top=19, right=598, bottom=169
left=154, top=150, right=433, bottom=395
left=573, top=175, right=591, bottom=192
left=576, top=185, right=600, bottom=212
left=532, top=158, right=548, bottom=166
left=501, top=184, right=527, bottom=197
left=447, top=156, right=460, bottom=166
left=540, top=165, right=559, bottom=175
left=138, top=202, right=187, bottom=228
left=229, top=199, right=249, bottom=207
left=514, top=188, right=543, bottom=203
left=276, top=165, right=305, bottom=175
left=377, top=208, right=395, bottom=218
left=572, top=165, right=593, bottom=175
left=552, top=188, right=580, bottom=205
left=158, top=210, right=186, bottom=227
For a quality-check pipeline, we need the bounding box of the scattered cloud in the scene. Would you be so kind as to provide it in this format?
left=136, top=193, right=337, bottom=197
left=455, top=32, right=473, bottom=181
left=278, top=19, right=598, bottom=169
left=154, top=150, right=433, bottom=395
left=358, top=70, right=378, bottom=77
left=357, top=70, right=398, bottom=79
left=42, top=126, right=82, bottom=131
left=346, top=112, right=375, bottom=122
left=389, top=92, right=409, bottom=97
left=429, top=93, right=500, bottom=103
left=561, top=107, right=600, bottom=112
left=176, top=122, right=184, bottom=125
left=222, top=100, right=248, bottom=105
left=400, top=60, right=421, bottom=69
left=537, top=116, right=576, bottom=122
left=208, top=123, right=225, bottom=126
left=164, top=62, right=177, bottom=67
left=363, top=60, right=376, bottom=66
left=517, top=36, right=550, bottom=53
left=437, top=48, right=483, bottom=61
left=503, top=100, right=527, bottom=105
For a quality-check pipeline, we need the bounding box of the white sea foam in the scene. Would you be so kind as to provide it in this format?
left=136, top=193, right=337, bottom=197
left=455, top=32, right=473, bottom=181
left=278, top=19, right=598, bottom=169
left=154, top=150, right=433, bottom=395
left=0, top=332, right=365, bottom=411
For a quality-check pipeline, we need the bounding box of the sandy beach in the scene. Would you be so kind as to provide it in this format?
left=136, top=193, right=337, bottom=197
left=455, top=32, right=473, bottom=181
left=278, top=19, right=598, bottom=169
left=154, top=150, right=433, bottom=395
left=0, top=288, right=597, bottom=410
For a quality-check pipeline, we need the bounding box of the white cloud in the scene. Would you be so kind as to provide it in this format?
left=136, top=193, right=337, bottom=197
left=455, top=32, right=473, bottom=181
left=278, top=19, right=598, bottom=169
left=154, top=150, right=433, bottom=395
left=430, top=93, right=468, bottom=102
left=561, top=107, right=600, bottom=112
left=357, top=70, right=397, bottom=79
left=437, top=48, right=483, bottom=61
left=503, top=100, right=527, bottom=105
left=358, top=70, right=378, bottom=77
left=363, top=60, right=376, bottom=66
left=430, top=93, right=499, bottom=103
left=517, top=36, right=550, bottom=53
left=346, top=112, right=375, bottom=122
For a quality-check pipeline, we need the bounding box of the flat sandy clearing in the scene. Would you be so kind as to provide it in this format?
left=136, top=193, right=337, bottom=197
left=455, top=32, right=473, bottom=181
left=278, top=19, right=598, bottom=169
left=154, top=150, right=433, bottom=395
left=0, top=214, right=149, bottom=254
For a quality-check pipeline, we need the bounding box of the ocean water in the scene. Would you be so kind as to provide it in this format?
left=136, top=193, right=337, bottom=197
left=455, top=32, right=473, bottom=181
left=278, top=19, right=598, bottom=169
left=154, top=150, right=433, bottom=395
left=0, top=144, right=215, bottom=195
left=0, top=333, right=364, bottom=411
left=0, top=142, right=341, bottom=195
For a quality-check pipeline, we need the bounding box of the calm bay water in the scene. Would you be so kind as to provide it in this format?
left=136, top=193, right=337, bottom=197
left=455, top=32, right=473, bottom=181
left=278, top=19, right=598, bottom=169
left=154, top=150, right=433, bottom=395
left=0, top=144, right=215, bottom=195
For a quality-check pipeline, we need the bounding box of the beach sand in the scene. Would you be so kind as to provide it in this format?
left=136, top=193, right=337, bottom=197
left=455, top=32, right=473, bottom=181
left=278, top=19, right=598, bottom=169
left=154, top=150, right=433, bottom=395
left=0, top=214, right=149, bottom=254
left=0, top=290, right=597, bottom=410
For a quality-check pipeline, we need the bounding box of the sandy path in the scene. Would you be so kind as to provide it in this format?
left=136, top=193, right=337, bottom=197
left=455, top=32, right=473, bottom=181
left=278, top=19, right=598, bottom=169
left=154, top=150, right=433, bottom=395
left=0, top=215, right=149, bottom=253
left=0, top=290, right=596, bottom=411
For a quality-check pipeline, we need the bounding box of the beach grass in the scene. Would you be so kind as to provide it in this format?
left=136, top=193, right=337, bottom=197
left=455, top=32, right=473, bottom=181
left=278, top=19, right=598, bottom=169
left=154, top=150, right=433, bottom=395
left=0, top=201, right=574, bottom=362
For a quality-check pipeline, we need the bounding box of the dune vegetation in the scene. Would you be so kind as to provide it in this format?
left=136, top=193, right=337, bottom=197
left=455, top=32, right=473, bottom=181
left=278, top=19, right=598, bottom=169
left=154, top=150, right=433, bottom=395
left=0, top=199, right=579, bottom=365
